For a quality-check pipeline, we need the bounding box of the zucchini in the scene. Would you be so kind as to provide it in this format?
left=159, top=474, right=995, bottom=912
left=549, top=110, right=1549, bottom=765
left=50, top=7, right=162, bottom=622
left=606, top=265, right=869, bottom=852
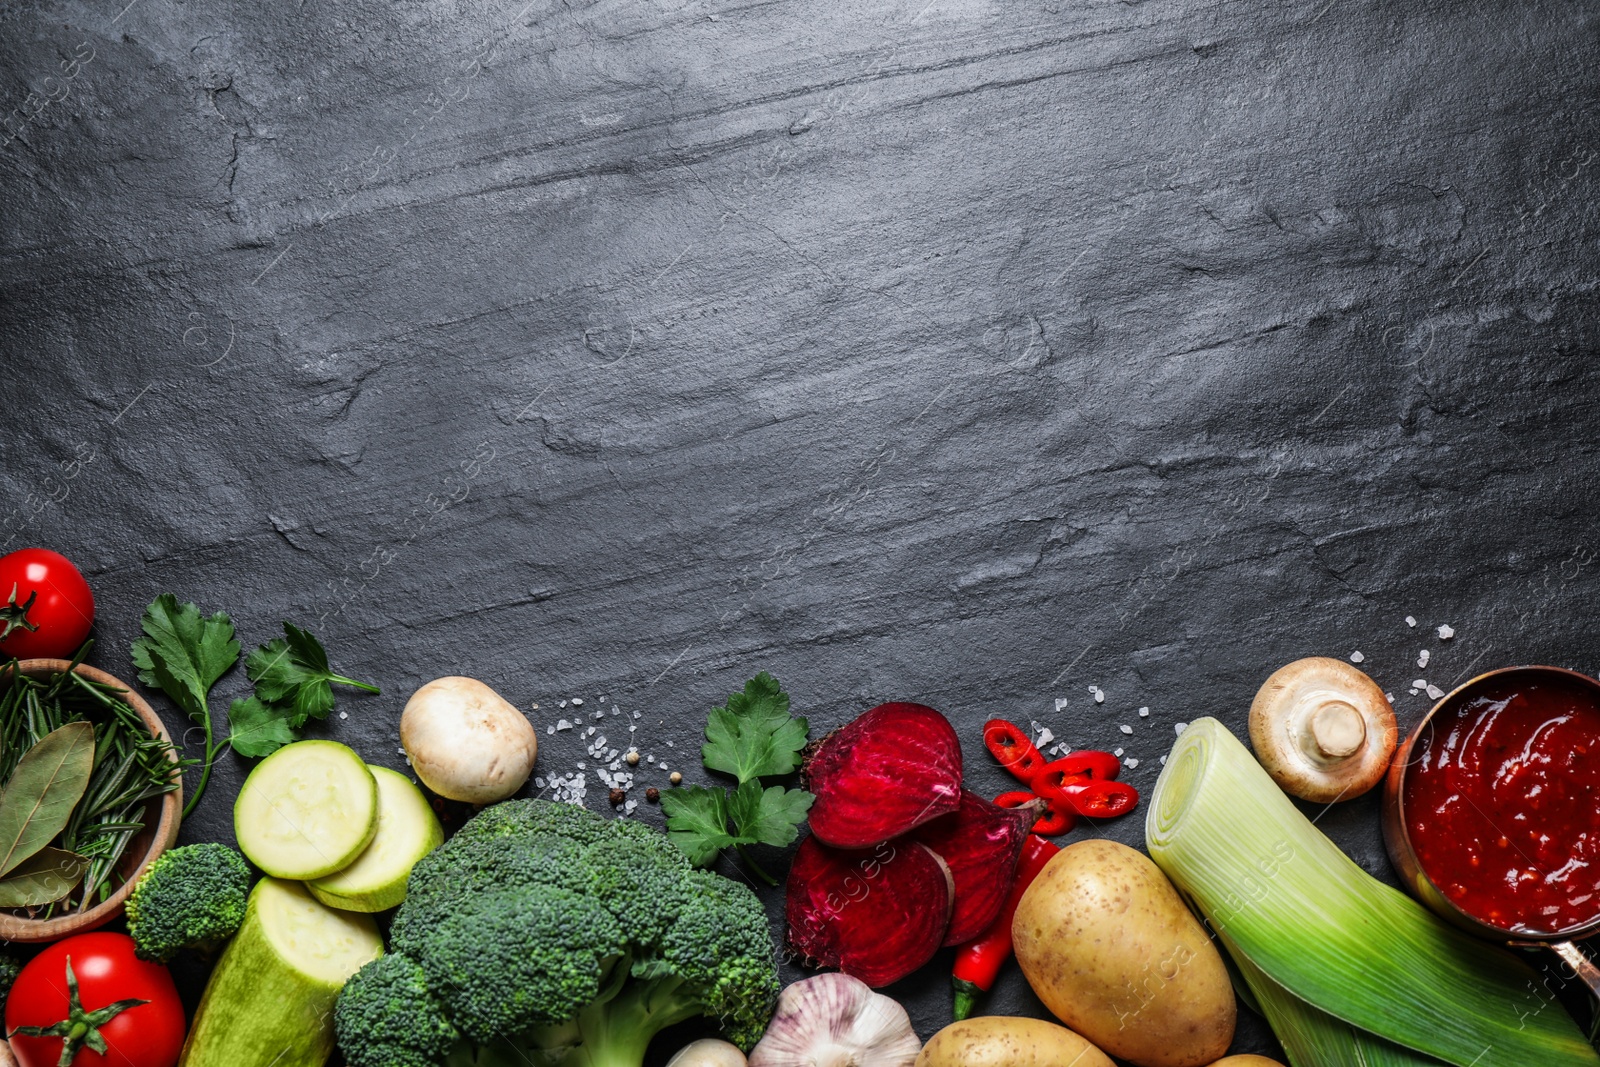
left=235, top=740, right=378, bottom=879
left=308, top=765, right=444, bottom=912
left=180, top=877, right=383, bottom=1067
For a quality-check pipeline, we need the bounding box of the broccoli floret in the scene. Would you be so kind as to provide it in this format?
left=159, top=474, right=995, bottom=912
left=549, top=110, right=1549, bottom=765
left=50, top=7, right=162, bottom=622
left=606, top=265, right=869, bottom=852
left=0, top=950, right=20, bottom=1013
left=126, top=843, right=251, bottom=963
left=335, top=800, right=780, bottom=1067
left=335, top=953, right=460, bottom=1067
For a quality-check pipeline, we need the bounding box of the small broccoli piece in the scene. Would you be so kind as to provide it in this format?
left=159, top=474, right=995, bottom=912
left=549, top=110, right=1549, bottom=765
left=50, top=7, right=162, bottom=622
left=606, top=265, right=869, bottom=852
left=0, top=950, right=20, bottom=1013
left=335, top=799, right=780, bottom=1067
left=126, top=843, right=251, bottom=963
left=335, top=953, right=460, bottom=1067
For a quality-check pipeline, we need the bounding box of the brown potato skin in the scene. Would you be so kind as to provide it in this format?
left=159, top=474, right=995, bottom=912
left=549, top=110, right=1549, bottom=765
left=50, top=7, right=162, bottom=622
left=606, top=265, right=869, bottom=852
left=915, top=1017, right=1116, bottom=1067
left=1207, top=1058, right=1286, bottom=1066
left=1012, top=839, right=1236, bottom=1067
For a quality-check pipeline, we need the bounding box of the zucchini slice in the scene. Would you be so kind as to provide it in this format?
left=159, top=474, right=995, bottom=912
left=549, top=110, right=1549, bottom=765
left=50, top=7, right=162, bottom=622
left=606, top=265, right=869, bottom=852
left=234, top=740, right=378, bottom=880
left=308, top=765, right=444, bottom=912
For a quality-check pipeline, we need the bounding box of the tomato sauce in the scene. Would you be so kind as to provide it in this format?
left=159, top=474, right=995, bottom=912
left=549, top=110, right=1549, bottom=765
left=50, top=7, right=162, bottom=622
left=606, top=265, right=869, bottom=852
left=1405, top=673, right=1600, bottom=935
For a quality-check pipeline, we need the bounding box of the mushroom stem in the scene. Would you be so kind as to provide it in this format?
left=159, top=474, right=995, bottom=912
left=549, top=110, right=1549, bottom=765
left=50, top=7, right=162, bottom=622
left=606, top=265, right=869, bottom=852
left=1307, top=700, right=1366, bottom=760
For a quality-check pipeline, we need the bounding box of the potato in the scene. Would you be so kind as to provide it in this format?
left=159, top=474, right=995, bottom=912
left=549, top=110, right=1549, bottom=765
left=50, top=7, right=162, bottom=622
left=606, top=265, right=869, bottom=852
left=915, top=1017, right=1114, bottom=1067
left=1207, top=1059, right=1285, bottom=1067
left=1013, top=839, right=1235, bottom=1067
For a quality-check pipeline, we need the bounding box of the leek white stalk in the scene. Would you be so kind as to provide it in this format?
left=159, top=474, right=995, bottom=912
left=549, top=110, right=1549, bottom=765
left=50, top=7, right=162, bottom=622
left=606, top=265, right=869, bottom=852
left=1147, top=717, right=1597, bottom=1067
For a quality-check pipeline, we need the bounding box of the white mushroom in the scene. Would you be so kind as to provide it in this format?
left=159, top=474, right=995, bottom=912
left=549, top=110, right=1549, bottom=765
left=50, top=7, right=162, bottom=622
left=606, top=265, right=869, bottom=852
left=666, top=1039, right=747, bottom=1067
left=748, top=973, right=920, bottom=1067
left=1248, top=657, right=1397, bottom=803
left=400, top=676, right=537, bottom=803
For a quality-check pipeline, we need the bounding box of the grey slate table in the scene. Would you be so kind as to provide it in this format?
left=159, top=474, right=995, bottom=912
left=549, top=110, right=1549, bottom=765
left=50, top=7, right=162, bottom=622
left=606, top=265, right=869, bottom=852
left=4, top=0, right=1600, bottom=1061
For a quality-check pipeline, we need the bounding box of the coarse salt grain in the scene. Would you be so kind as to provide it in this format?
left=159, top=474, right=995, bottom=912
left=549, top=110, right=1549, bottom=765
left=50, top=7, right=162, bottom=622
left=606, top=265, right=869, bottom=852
left=1125, top=758, right=1139, bottom=768
left=1350, top=651, right=1365, bottom=663
left=339, top=711, right=348, bottom=720
left=1411, top=680, right=1428, bottom=691
left=1406, top=616, right=1417, bottom=627
left=1091, top=687, right=1105, bottom=704
left=1386, top=693, right=1395, bottom=703
left=572, top=698, right=584, bottom=706
left=1418, top=650, right=1430, bottom=667
left=1438, top=624, right=1455, bottom=640
left=1113, top=747, right=1124, bottom=757
left=559, top=700, right=567, bottom=709
left=547, top=726, right=555, bottom=735
left=1035, top=728, right=1054, bottom=747
left=1175, top=722, right=1189, bottom=735
left=1138, top=706, right=1150, bottom=717
left=1054, top=697, right=1070, bottom=712
left=1426, top=684, right=1445, bottom=699
left=557, top=719, right=572, bottom=731
left=1119, top=724, right=1133, bottom=734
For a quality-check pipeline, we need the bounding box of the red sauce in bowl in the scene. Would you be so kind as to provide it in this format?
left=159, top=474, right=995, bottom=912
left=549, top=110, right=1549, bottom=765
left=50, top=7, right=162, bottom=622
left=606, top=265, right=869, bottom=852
left=1404, top=673, right=1600, bottom=935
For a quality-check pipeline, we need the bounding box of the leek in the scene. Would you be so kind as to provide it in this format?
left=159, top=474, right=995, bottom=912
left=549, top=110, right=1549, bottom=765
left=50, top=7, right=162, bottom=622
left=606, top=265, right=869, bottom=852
left=1146, top=717, right=1598, bottom=1067
left=1227, top=930, right=1446, bottom=1067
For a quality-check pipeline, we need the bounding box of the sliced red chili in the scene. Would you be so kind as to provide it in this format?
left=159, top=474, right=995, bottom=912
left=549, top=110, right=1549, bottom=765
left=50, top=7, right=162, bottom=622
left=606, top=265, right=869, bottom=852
left=1055, top=779, right=1140, bottom=820
left=1031, top=751, right=1121, bottom=791
left=995, top=790, right=1075, bottom=836
left=983, top=719, right=1046, bottom=782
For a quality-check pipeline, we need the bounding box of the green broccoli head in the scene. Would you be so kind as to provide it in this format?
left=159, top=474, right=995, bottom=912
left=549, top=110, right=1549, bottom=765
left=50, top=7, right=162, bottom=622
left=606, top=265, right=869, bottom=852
left=126, top=843, right=251, bottom=963
left=335, top=953, right=460, bottom=1067
left=337, top=800, right=780, bottom=1067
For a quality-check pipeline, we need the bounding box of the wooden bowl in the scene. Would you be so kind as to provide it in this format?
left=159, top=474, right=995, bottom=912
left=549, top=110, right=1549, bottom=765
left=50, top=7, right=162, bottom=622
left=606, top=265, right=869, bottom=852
left=0, top=660, right=183, bottom=943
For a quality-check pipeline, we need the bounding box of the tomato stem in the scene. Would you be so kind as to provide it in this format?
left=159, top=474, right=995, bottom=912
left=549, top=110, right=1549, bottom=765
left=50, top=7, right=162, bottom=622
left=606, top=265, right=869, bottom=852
left=11, top=957, right=149, bottom=1067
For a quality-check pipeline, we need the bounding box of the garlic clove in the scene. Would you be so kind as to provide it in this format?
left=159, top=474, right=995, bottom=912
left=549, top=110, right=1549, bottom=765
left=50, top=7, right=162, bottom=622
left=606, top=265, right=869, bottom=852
left=748, top=973, right=921, bottom=1067
left=666, top=1038, right=748, bottom=1067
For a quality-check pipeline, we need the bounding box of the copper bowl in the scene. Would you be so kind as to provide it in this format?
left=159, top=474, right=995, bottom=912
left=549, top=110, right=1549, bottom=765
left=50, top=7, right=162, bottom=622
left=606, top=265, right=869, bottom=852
left=1382, top=664, right=1600, bottom=998
left=0, top=660, right=183, bottom=943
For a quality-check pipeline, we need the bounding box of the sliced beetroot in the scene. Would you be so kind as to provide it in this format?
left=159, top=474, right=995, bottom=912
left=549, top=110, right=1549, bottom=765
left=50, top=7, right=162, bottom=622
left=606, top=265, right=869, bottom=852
left=785, top=834, right=954, bottom=988
left=803, top=702, right=963, bottom=848
left=915, top=790, right=1041, bottom=945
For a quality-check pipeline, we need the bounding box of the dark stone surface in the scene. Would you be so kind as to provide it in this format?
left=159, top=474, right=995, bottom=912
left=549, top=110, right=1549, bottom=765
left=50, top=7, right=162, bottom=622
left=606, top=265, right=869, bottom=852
left=3, top=0, right=1599, bottom=1060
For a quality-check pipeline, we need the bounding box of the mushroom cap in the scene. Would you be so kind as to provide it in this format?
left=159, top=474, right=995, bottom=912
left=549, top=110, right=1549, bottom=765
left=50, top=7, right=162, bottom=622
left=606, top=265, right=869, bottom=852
left=1248, top=657, right=1397, bottom=803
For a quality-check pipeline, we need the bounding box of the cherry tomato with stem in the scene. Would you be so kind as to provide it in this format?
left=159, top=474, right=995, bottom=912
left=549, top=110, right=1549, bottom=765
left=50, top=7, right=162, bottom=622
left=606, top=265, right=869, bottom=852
left=5, top=932, right=184, bottom=1067
left=0, top=548, right=94, bottom=660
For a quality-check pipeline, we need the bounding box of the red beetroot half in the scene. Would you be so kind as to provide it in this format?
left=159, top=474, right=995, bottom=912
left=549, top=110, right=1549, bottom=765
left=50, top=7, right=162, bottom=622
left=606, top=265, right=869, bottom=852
left=802, top=701, right=963, bottom=849
left=785, top=834, right=955, bottom=988
left=915, top=789, right=1042, bottom=946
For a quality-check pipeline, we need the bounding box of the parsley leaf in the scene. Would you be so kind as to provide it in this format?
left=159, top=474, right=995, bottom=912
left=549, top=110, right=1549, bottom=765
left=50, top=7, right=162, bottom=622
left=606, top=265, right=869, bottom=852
left=725, top=779, right=814, bottom=849
left=226, top=697, right=297, bottom=758
left=663, top=673, right=812, bottom=885
left=702, top=672, right=809, bottom=783
left=245, top=623, right=380, bottom=729
left=130, top=595, right=240, bottom=817
left=660, top=787, right=738, bottom=866
left=130, top=595, right=239, bottom=724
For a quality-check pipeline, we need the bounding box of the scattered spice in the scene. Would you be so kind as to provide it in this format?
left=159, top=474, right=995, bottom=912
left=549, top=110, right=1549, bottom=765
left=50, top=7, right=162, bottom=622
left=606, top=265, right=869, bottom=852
left=625, top=751, right=640, bottom=766
left=608, top=787, right=625, bottom=806
left=670, top=771, right=683, bottom=786
left=646, top=787, right=660, bottom=803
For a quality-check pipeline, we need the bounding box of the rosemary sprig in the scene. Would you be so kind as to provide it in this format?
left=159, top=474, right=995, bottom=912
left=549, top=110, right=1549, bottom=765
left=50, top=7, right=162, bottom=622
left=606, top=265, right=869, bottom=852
left=0, top=647, right=193, bottom=917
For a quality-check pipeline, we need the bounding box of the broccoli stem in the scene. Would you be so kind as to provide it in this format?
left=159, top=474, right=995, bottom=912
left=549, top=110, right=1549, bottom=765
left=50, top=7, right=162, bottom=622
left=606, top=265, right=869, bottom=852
left=517, top=976, right=704, bottom=1067
left=734, top=845, right=778, bottom=887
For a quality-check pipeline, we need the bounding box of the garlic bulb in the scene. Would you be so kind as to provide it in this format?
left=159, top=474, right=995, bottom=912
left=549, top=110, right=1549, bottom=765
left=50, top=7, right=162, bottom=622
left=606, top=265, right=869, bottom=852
left=748, top=973, right=921, bottom=1067
left=666, top=1038, right=748, bottom=1067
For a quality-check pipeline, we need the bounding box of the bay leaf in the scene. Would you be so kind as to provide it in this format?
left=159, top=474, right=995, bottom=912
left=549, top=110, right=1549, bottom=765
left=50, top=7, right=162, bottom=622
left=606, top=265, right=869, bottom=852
left=0, top=846, right=87, bottom=907
left=0, top=721, right=95, bottom=878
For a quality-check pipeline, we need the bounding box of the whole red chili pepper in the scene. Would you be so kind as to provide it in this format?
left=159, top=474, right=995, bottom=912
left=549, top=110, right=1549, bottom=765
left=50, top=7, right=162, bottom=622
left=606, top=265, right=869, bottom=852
left=951, top=834, right=1060, bottom=1020
left=995, top=790, right=1075, bottom=836
left=983, top=719, right=1047, bottom=782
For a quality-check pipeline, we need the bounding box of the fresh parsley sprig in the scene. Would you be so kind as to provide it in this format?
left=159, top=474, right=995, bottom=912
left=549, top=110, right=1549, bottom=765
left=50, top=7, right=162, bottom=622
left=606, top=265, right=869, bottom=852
left=661, top=672, right=814, bottom=886
left=130, top=595, right=240, bottom=818
left=132, top=599, right=380, bottom=805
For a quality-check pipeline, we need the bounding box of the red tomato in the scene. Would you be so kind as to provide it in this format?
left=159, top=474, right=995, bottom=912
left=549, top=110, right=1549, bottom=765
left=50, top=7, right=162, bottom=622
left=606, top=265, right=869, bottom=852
left=5, top=933, right=184, bottom=1067
left=0, top=548, right=95, bottom=660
